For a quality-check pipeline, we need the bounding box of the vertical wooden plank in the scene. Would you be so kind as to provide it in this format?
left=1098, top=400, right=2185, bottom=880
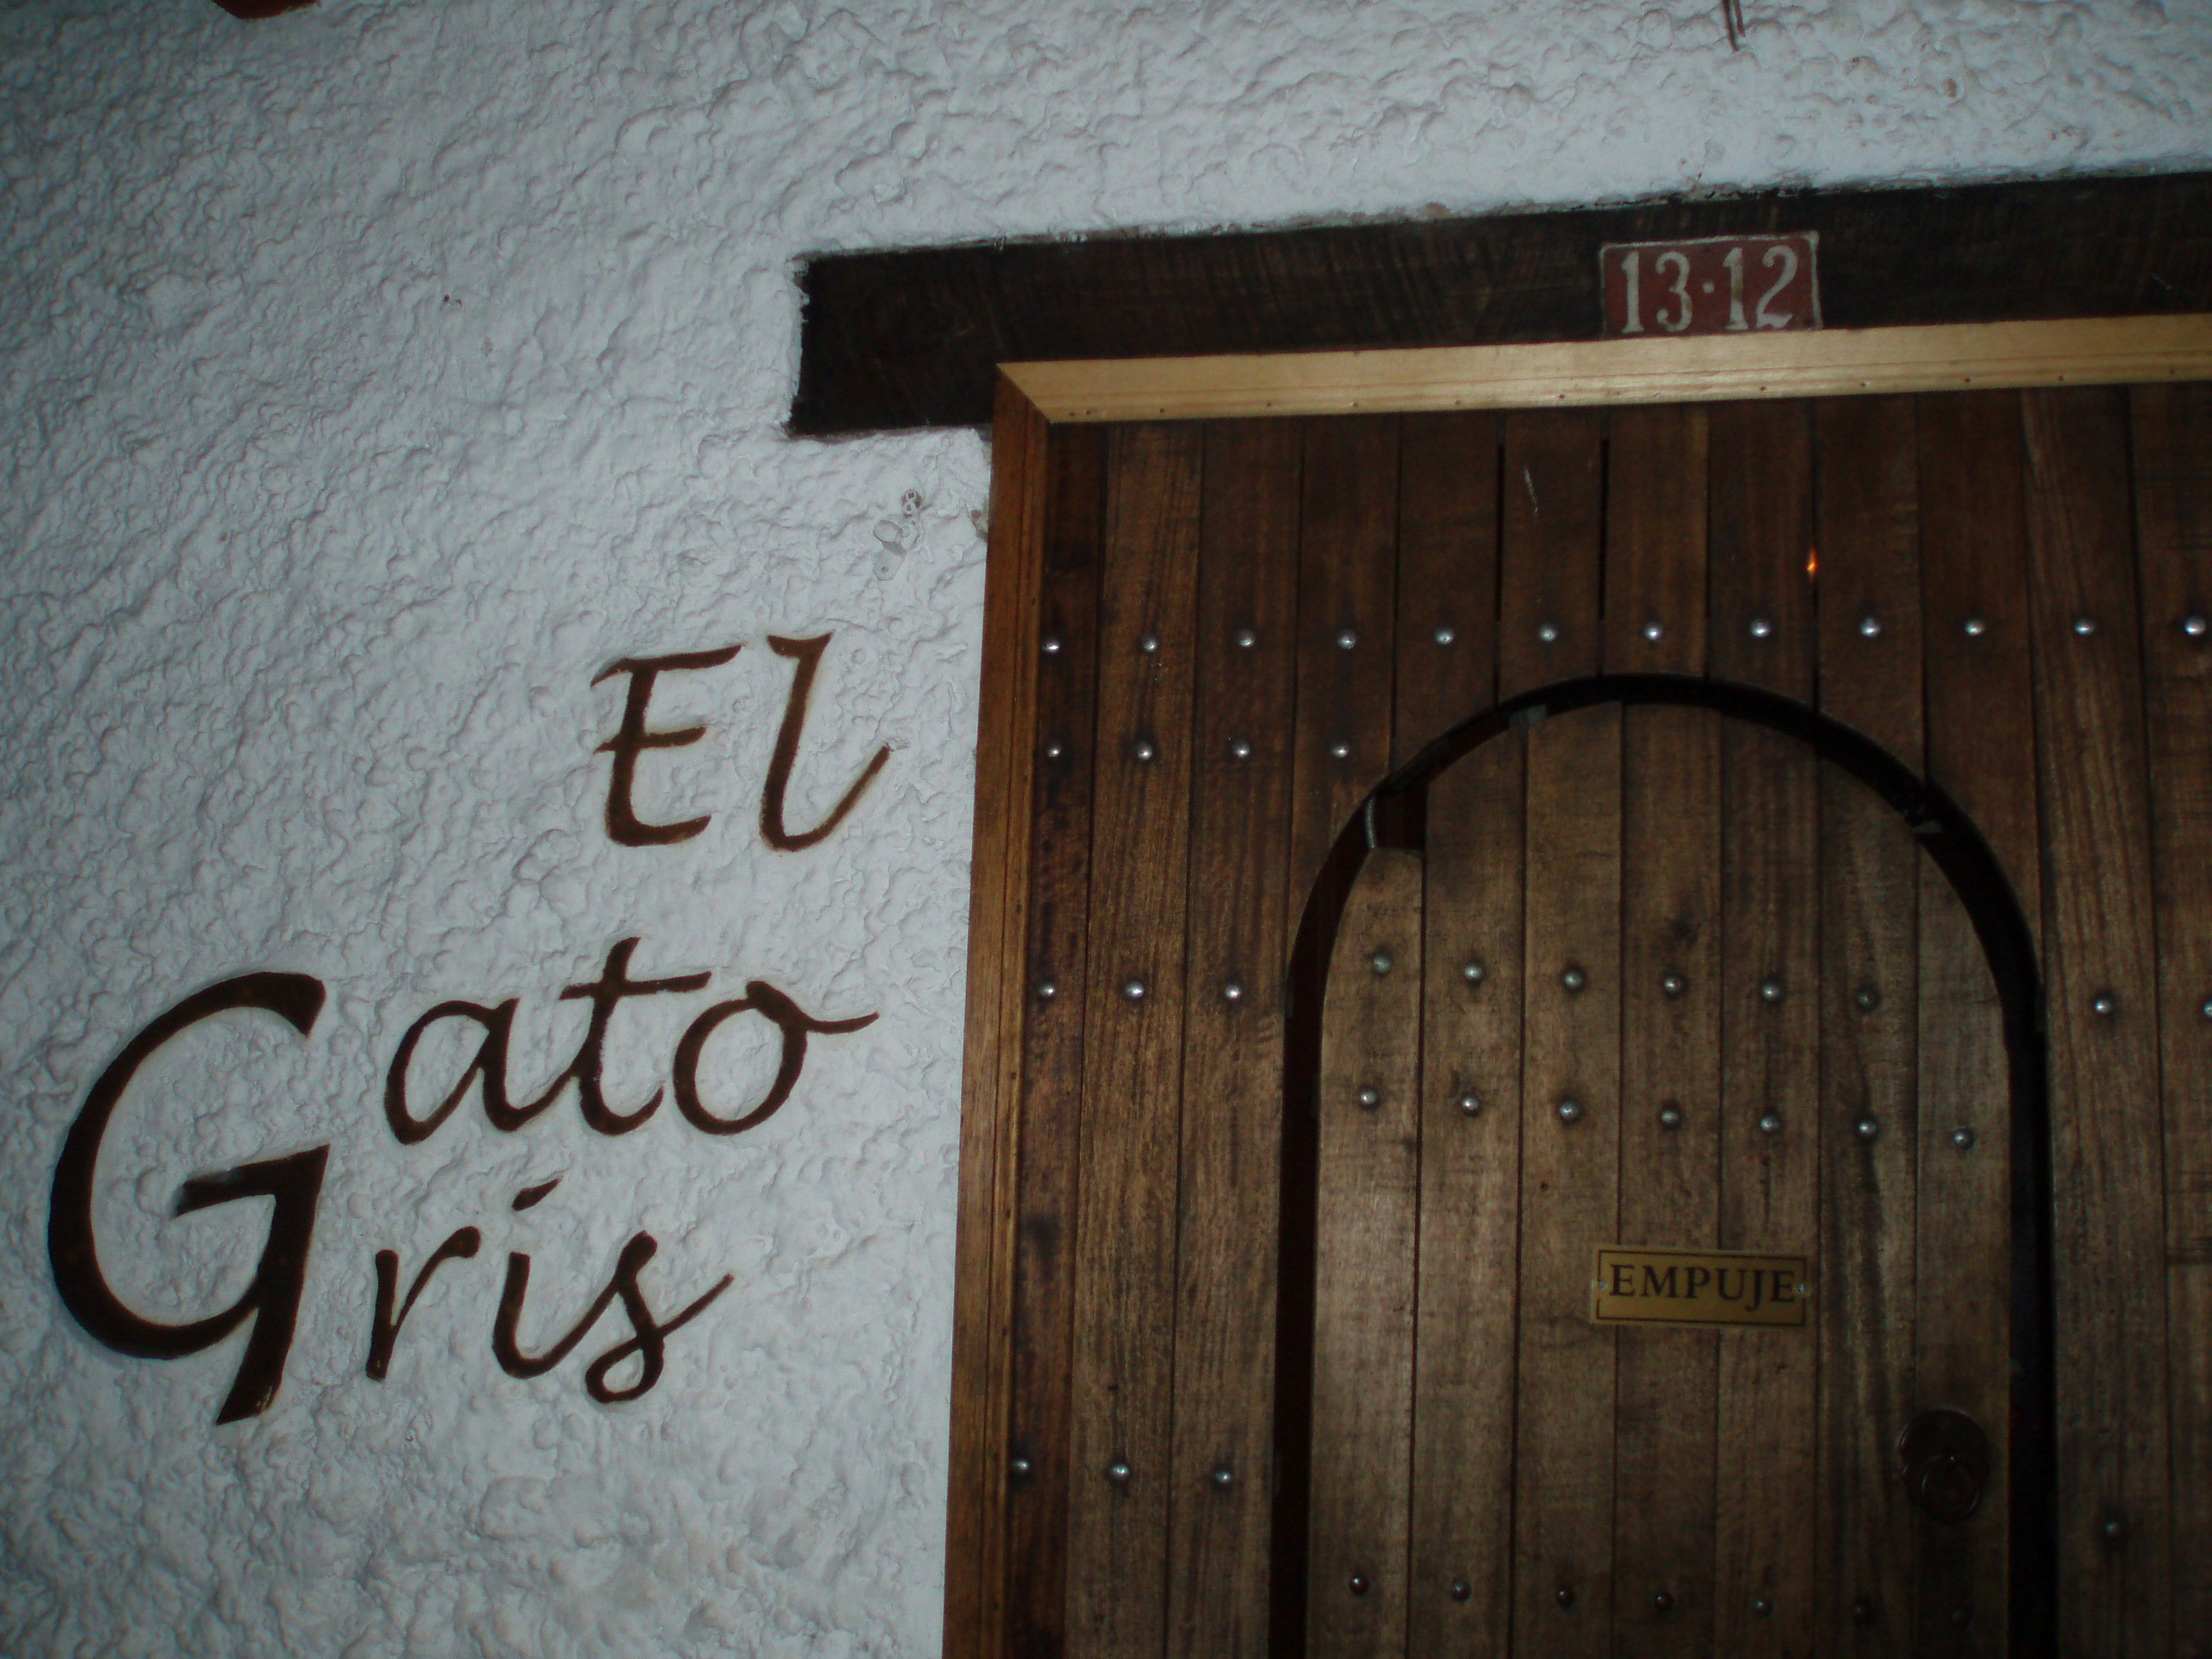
left=1602, top=404, right=1711, bottom=676
left=1496, top=408, right=1611, bottom=1650
left=1915, top=388, right=2038, bottom=1650
left=1709, top=401, right=1817, bottom=700
left=1610, top=703, right=1722, bottom=1657
left=947, top=379, right=1052, bottom=1659
left=1813, top=397, right=1923, bottom=1656
left=1814, top=772, right=1920, bottom=1657
left=1007, top=427, right=1106, bottom=1659
left=1499, top=411, right=1603, bottom=697
left=1291, top=418, right=1401, bottom=900
left=1514, top=702, right=1623, bottom=1655
left=1408, top=732, right=1525, bottom=1655
left=1918, top=392, right=2043, bottom=941
left=2130, top=381, right=2212, bottom=1657
left=1815, top=395, right=1924, bottom=765
left=1605, top=403, right=1720, bottom=1657
left=1277, top=415, right=1400, bottom=1659
left=2021, top=386, right=2171, bottom=1659
left=1913, top=856, right=2012, bottom=1654
left=1400, top=408, right=1512, bottom=1654
left=1166, top=422, right=1302, bottom=1659
left=1394, top=411, right=1500, bottom=765
left=1708, top=398, right=1822, bottom=1657
left=1064, top=423, right=1204, bottom=1659
left=1307, top=851, right=1426, bottom=1659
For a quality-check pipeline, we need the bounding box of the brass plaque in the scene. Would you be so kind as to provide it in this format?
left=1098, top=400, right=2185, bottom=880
left=1591, top=1247, right=1810, bottom=1329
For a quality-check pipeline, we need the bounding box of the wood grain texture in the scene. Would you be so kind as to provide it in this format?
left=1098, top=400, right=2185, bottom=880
left=1512, top=702, right=1623, bottom=1656
left=2129, top=381, right=2212, bottom=1657
left=1005, top=315, right=2212, bottom=427
left=1408, top=732, right=1525, bottom=1657
left=1811, top=396, right=1924, bottom=1656
left=946, top=380, right=1051, bottom=1659
left=1610, top=702, right=1723, bottom=1659
left=2021, top=386, right=2171, bottom=1658
left=1165, top=421, right=1302, bottom=1659
left=1602, top=404, right=1708, bottom=677
left=1815, top=768, right=1921, bottom=1657
left=1913, top=857, right=2012, bottom=1656
left=1711, top=398, right=1820, bottom=1657
left=1708, top=400, right=1815, bottom=702
left=1495, top=405, right=1613, bottom=1651
left=1498, top=410, right=1603, bottom=697
left=1006, top=426, right=1105, bottom=1659
left=1393, top=411, right=1500, bottom=766
left=793, top=173, right=2212, bottom=432
left=961, top=382, right=2212, bottom=1658
left=1815, top=396, right=1922, bottom=764
left=1914, top=395, right=2031, bottom=1659
left=1605, top=402, right=1719, bottom=1656
left=1393, top=413, right=1510, bottom=1659
left=1273, top=415, right=1400, bottom=1659
left=1064, top=423, right=1204, bottom=1659
left=1917, top=391, right=2042, bottom=947
left=1289, top=417, right=1401, bottom=900
left=1307, top=850, right=1426, bottom=1659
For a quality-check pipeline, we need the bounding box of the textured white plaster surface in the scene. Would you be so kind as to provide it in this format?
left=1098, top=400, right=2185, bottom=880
left=0, top=0, right=2204, bottom=1654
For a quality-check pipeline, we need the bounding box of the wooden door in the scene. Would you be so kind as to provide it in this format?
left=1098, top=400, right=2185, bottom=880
left=1306, top=691, right=2020, bottom=1656
left=950, top=368, right=2212, bottom=1659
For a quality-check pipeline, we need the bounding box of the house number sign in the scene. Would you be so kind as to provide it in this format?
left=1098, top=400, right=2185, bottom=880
left=1599, top=232, right=1822, bottom=339
left=1591, top=1245, right=1811, bottom=1329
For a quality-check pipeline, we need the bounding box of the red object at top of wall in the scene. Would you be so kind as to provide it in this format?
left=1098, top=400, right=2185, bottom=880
left=1599, top=233, right=1822, bottom=337
left=211, top=0, right=317, bottom=19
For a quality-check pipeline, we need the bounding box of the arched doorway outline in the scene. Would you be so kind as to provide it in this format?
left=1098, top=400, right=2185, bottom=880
left=1270, top=671, right=2056, bottom=1657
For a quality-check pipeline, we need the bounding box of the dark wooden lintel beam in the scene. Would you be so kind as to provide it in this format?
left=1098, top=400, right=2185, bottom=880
left=211, top=0, right=317, bottom=19
left=791, top=170, right=2212, bottom=435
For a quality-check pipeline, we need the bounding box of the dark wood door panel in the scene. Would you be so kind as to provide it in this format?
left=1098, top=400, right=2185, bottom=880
left=1164, top=420, right=1302, bottom=1659
left=966, top=379, right=2212, bottom=1659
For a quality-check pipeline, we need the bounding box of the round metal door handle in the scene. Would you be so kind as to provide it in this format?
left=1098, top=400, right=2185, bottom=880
left=1899, top=1408, right=1991, bottom=1524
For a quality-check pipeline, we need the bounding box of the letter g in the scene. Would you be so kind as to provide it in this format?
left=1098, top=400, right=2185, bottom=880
left=48, top=973, right=328, bottom=1424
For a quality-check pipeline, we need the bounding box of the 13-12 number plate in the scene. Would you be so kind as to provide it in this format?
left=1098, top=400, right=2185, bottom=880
left=1599, top=233, right=1822, bottom=339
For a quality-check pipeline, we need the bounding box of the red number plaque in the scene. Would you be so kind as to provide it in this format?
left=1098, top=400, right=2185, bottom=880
left=1599, top=233, right=1822, bottom=339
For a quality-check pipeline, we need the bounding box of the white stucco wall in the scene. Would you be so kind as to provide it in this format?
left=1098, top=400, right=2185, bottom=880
left=0, top=1, right=2203, bottom=1654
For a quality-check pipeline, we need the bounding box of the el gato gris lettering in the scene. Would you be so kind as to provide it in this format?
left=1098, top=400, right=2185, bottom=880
left=49, top=635, right=885, bottom=1423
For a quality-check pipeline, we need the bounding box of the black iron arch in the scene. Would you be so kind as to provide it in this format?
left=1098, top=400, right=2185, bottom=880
left=1268, top=672, right=2056, bottom=1658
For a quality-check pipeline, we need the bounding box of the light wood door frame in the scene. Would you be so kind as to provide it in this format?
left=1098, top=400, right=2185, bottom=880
left=947, top=313, right=2212, bottom=1659
left=1003, top=313, right=2212, bottom=426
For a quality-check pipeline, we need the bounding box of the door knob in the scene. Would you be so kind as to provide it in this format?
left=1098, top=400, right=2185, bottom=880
left=1899, top=1408, right=1992, bottom=1523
